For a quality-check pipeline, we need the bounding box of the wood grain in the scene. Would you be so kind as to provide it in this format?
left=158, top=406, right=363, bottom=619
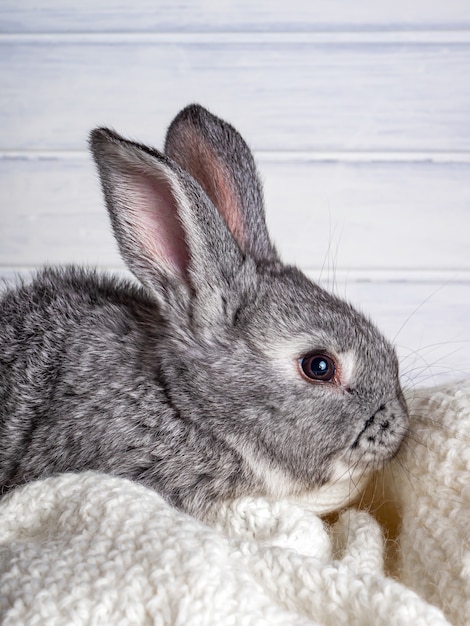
left=2, top=0, right=470, bottom=33
left=1, top=40, right=470, bottom=152
left=1, top=157, right=468, bottom=273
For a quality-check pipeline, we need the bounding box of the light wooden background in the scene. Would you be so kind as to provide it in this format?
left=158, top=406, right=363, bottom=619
left=1, top=1, right=469, bottom=387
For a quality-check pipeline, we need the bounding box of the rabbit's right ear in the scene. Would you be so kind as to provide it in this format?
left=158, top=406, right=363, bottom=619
left=164, top=105, right=279, bottom=262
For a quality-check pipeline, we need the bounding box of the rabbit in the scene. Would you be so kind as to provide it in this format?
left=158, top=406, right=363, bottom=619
left=0, top=104, right=408, bottom=519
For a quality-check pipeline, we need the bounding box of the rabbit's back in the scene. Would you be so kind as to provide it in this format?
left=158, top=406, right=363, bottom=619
left=0, top=268, right=168, bottom=488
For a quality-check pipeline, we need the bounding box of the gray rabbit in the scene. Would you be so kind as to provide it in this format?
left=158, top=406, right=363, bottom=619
left=0, top=105, right=408, bottom=519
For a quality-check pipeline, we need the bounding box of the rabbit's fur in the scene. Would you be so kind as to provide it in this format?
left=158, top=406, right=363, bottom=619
left=0, top=105, right=408, bottom=518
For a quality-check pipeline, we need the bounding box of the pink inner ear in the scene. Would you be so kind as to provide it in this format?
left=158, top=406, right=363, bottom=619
left=120, top=168, right=189, bottom=279
left=203, top=154, right=247, bottom=247
left=173, top=127, right=248, bottom=251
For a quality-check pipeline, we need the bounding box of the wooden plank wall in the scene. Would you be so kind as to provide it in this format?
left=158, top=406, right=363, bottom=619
left=1, top=1, right=469, bottom=386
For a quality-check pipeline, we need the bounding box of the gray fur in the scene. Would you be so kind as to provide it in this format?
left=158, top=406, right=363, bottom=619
left=0, top=105, right=408, bottom=519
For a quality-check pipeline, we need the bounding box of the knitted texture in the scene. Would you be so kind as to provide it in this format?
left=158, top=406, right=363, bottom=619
left=1, top=380, right=469, bottom=625
left=387, top=381, right=470, bottom=625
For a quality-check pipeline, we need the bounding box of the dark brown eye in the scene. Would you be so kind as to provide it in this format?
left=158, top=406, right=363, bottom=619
left=299, top=353, right=336, bottom=382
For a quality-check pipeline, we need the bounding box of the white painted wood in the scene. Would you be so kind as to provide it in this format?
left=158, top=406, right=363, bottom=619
left=3, top=32, right=470, bottom=43
left=0, top=1, right=468, bottom=389
left=1, top=157, right=469, bottom=273
left=2, top=0, right=470, bottom=33
left=1, top=41, right=470, bottom=152
left=264, top=159, right=470, bottom=273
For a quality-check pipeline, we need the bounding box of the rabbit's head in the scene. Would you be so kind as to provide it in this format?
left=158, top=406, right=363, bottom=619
left=90, top=105, right=408, bottom=499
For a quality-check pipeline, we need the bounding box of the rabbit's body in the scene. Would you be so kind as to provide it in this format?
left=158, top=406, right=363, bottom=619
left=0, top=105, right=408, bottom=518
left=0, top=268, right=255, bottom=515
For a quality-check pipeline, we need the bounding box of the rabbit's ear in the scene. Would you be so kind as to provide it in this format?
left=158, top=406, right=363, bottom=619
left=164, top=104, right=279, bottom=261
left=90, top=128, right=245, bottom=310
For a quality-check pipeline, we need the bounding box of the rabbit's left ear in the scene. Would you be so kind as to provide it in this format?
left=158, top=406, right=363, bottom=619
left=165, top=104, right=279, bottom=262
left=90, top=127, right=248, bottom=316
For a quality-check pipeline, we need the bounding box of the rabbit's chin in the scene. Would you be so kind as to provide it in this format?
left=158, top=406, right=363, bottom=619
left=289, top=462, right=373, bottom=515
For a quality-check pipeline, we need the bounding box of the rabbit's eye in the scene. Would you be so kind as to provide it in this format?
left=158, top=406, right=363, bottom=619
left=299, top=353, right=336, bottom=383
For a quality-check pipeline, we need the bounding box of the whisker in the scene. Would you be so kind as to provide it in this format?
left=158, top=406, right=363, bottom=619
left=407, top=413, right=470, bottom=442
left=318, top=210, right=336, bottom=288
left=392, top=282, right=449, bottom=345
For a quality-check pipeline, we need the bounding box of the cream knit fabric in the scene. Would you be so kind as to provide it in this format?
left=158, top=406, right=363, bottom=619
left=0, top=380, right=469, bottom=625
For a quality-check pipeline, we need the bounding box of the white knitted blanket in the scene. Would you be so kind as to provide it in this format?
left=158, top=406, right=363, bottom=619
left=1, top=381, right=469, bottom=625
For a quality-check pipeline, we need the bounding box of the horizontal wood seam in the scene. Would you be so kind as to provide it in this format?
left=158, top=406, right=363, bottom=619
left=1, top=31, right=470, bottom=44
